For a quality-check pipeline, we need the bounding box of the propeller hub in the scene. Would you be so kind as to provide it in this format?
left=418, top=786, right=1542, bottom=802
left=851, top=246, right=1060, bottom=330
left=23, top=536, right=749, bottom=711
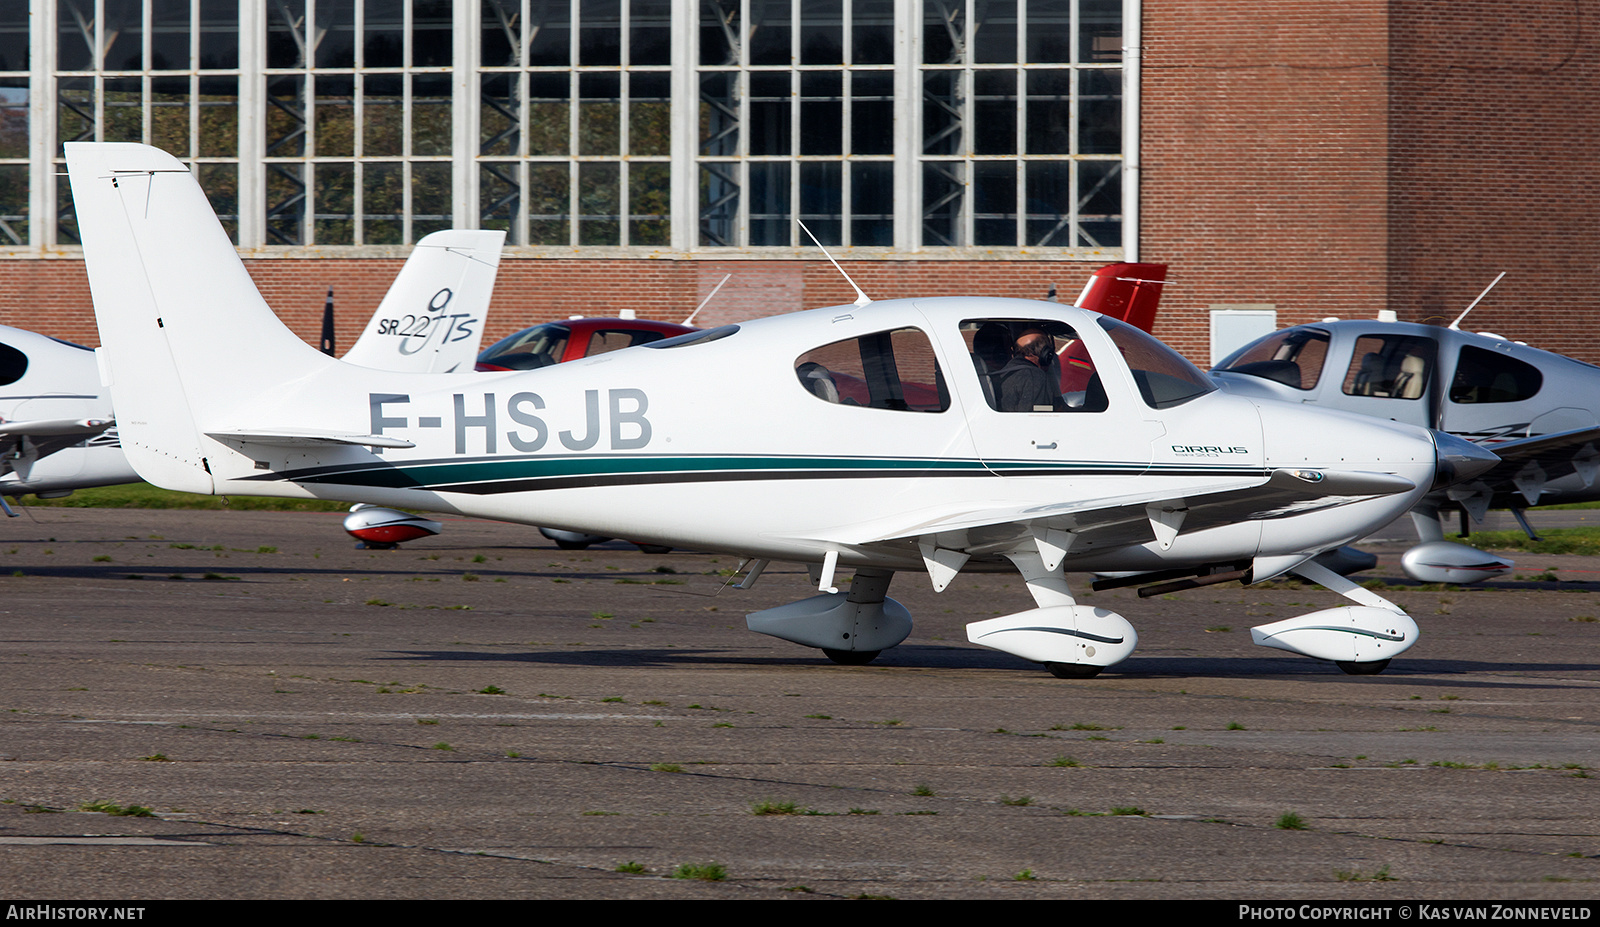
left=1430, top=431, right=1499, bottom=491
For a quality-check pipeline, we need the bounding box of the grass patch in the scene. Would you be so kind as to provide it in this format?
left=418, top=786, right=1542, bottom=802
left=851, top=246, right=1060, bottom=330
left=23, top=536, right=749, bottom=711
left=1275, top=811, right=1308, bottom=830
left=750, top=800, right=812, bottom=816
left=78, top=801, right=154, bottom=817
left=22, top=483, right=354, bottom=512
left=615, top=860, right=647, bottom=874
left=671, top=862, right=727, bottom=882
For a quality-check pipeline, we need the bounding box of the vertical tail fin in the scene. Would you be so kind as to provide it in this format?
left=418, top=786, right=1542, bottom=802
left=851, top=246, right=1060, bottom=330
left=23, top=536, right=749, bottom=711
left=67, top=142, right=331, bottom=493
left=341, top=230, right=506, bottom=373
left=1074, top=262, right=1168, bottom=333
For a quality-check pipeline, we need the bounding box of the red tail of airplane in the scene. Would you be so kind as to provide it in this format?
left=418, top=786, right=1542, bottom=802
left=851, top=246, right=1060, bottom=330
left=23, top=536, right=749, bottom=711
left=1073, top=262, right=1167, bottom=333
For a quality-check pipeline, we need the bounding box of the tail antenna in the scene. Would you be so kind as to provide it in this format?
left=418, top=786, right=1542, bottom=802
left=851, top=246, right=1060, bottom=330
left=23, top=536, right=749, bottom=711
left=797, top=220, right=871, bottom=308
left=682, top=273, right=732, bottom=326
left=319, top=287, right=336, bottom=356
left=1448, top=272, right=1506, bottom=331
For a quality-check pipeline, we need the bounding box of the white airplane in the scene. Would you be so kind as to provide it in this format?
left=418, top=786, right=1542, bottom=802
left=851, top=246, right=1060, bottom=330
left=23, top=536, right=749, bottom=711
left=1213, top=308, right=1600, bottom=584
left=0, top=228, right=504, bottom=512
left=68, top=142, right=1499, bottom=677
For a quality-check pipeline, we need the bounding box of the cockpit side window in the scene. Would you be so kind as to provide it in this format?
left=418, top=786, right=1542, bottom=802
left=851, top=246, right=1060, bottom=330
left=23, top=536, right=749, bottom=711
left=1449, top=345, right=1543, bottom=404
left=477, top=323, right=570, bottom=370
left=1341, top=334, right=1436, bottom=400
left=960, top=318, right=1109, bottom=413
left=0, top=341, right=25, bottom=386
left=793, top=327, right=949, bottom=413
left=1215, top=328, right=1330, bottom=390
left=1097, top=316, right=1215, bottom=409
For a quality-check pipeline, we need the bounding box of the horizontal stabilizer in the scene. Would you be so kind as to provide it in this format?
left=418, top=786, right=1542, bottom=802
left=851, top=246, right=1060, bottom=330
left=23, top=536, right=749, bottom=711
left=205, top=429, right=415, bottom=449
left=0, top=418, right=111, bottom=437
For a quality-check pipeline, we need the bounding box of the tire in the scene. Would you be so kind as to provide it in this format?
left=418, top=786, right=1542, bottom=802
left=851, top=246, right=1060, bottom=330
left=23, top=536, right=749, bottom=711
left=554, top=539, right=591, bottom=550
left=1336, top=659, right=1391, bottom=676
left=822, top=648, right=880, bottom=666
left=635, top=544, right=673, bottom=554
left=1046, top=662, right=1103, bottom=679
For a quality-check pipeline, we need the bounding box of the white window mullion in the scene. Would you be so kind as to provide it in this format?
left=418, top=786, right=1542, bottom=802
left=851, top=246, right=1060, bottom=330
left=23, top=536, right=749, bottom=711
left=669, top=0, right=695, bottom=250
left=454, top=0, right=477, bottom=231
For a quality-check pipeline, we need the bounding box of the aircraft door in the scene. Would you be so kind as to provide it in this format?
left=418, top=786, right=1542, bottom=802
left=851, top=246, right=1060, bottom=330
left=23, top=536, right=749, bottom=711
left=946, top=315, right=1157, bottom=486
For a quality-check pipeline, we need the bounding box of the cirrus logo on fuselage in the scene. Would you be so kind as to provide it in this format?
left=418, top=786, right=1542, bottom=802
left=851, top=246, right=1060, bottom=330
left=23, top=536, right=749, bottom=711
left=1170, top=445, right=1250, bottom=457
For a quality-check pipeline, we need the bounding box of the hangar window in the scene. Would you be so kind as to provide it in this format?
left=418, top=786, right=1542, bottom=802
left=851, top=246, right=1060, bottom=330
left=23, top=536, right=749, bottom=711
left=1449, top=345, right=1543, bottom=404
left=1215, top=328, right=1330, bottom=391
left=1341, top=334, right=1436, bottom=401
left=795, top=327, right=948, bottom=412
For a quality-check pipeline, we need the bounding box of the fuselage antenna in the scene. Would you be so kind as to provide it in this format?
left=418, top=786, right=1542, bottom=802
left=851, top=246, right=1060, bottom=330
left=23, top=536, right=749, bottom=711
left=798, top=220, right=871, bottom=308
left=1448, top=272, right=1506, bottom=331
left=682, top=273, right=732, bottom=326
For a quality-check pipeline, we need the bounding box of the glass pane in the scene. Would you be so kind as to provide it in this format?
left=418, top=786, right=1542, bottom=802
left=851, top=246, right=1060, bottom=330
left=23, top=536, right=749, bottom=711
left=315, top=162, right=354, bottom=245
left=0, top=163, right=27, bottom=246
left=315, top=0, right=357, bottom=68
left=197, top=76, right=238, bottom=157
left=631, top=0, right=672, bottom=65
left=580, top=0, right=622, bottom=66
left=413, top=162, right=452, bottom=238
left=481, top=0, right=519, bottom=67
left=629, top=72, right=670, bottom=157
left=1025, top=69, right=1070, bottom=154
left=852, top=0, right=894, bottom=65
left=56, top=174, right=78, bottom=243
left=1079, top=0, right=1123, bottom=62
left=480, top=161, right=520, bottom=241
left=973, top=160, right=1015, bottom=245
left=528, top=0, right=573, bottom=66
left=579, top=162, right=620, bottom=244
left=1077, top=161, right=1120, bottom=247
left=851, top=162, right=892, bottom=246
left=923, top=0, right=962, bottom=65
left=103, top=78, right=142, bottom=144
left=921, top=161, right=962, bottom=247
left=528, top=73, right=570, bottom=156
left=800, top=0, right=842, bottom=65
left=364, top=0, right=405, bottom=68
left=973, top=69, right=1016, bottom=155
left=972, top=0, right=1016, bottom=64
left=747, top=161, right=789, bottom=246
left=150, top=76, right=190, bottom=156
left=922, top=70, right=960, bottom=155
left=363, top=161, right=403, bottom=245
left=363, top=73, right=403, bottom=157
left=748, top=72, right=790, bottom=156
left=0, top=80, right=27, bottom=158
left=629, top=163, right=670, bottom=245
left=0, top=1, right=28, bottom=71
left=57, top=78, right=95, bottom=152
left=851, top=71, right=893, bottom=155
left=314, top=75, right=355, bottom=157
left=265, top=162, right=306, bottom=245
left=413, top=0, right=454, bottom=67
left=799, top=72, right=841, bottom=156
left=197, top=162, right=237, bottom=243
left=265, top=75, right=306, bottom=157
left=749, top=0, right=792, bottom=65
left=578, top=72, right=620, bottom=156
left=199, top=0, right=240, bottom=69
left=1079, top=69, right=1121, bottom=154
left=151, top=0, right=191, bottom=70
left=699, top=162, right=737, bottom=246
left=1024, top=161, right=1070, bottom=246
left=1027, top=0, right=1072, bottom=63
left=799, top=161, right=840, bottom=245
left=700, top=0, right=738, bottom=66
left=267, top=0, right=308, bottom=68
left=104, top=0, right=145, bottom=70
left=699, top=72, right=738, bottom=156
left=412, top=74, right=452, bottom=156
left=480, top=72, right=520, bottom=156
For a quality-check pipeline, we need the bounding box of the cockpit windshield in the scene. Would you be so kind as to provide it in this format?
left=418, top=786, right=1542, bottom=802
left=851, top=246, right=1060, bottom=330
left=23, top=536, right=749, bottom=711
left=1215, top=328, right=1331, bottom=390
left=477, top=323, right=570, bottom=370
left=1097, top=316, right=1216, bottom=409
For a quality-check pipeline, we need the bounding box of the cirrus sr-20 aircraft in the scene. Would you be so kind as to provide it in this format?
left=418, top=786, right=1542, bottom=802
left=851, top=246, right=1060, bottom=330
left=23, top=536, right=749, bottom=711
left=66, top=143, right=1499, bottom=678
left=1214, top=313, right=1600, bottom=584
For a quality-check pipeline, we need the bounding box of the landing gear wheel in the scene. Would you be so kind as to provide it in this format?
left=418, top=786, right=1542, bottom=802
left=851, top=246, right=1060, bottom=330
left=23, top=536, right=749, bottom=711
left=1046, top=662, right=1103, bottom=679
left=554, top=539, right=591, bottom=550
left=822, top=648, right=880, bottom=666
left=635, top=544, right=672, bottom=554
left=1336, top=659, right=1391, bottom=676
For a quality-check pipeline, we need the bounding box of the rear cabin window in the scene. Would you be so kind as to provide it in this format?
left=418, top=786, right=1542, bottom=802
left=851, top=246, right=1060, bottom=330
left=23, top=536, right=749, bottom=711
left=960, top=318, right=1109, bottom=413
left=1216, top=328, right=1330, bottom=390
left=1341, top=334, right=1436, bottom=400
left=794, top=328, right=949, bottom=412
left=1449, top=345, right=1543, bottom=404
left=0, top=341, right=24, bottom=386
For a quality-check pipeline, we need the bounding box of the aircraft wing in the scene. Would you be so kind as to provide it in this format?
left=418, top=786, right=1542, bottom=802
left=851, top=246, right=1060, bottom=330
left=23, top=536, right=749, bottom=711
left=841, top=468, right=1416, bottom=554
left=205, top=428, right=416, bottom=449
left=1456, top=425, right=1600, bottom=507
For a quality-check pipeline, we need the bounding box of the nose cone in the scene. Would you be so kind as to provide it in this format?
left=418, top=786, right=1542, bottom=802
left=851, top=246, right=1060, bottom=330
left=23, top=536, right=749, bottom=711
left=1431, top=431, right=1500, bottom=490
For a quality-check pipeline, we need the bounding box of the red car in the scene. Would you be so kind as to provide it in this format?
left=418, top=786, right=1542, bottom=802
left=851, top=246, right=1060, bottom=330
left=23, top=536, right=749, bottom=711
left=476, top=317, right=697, bottom=371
